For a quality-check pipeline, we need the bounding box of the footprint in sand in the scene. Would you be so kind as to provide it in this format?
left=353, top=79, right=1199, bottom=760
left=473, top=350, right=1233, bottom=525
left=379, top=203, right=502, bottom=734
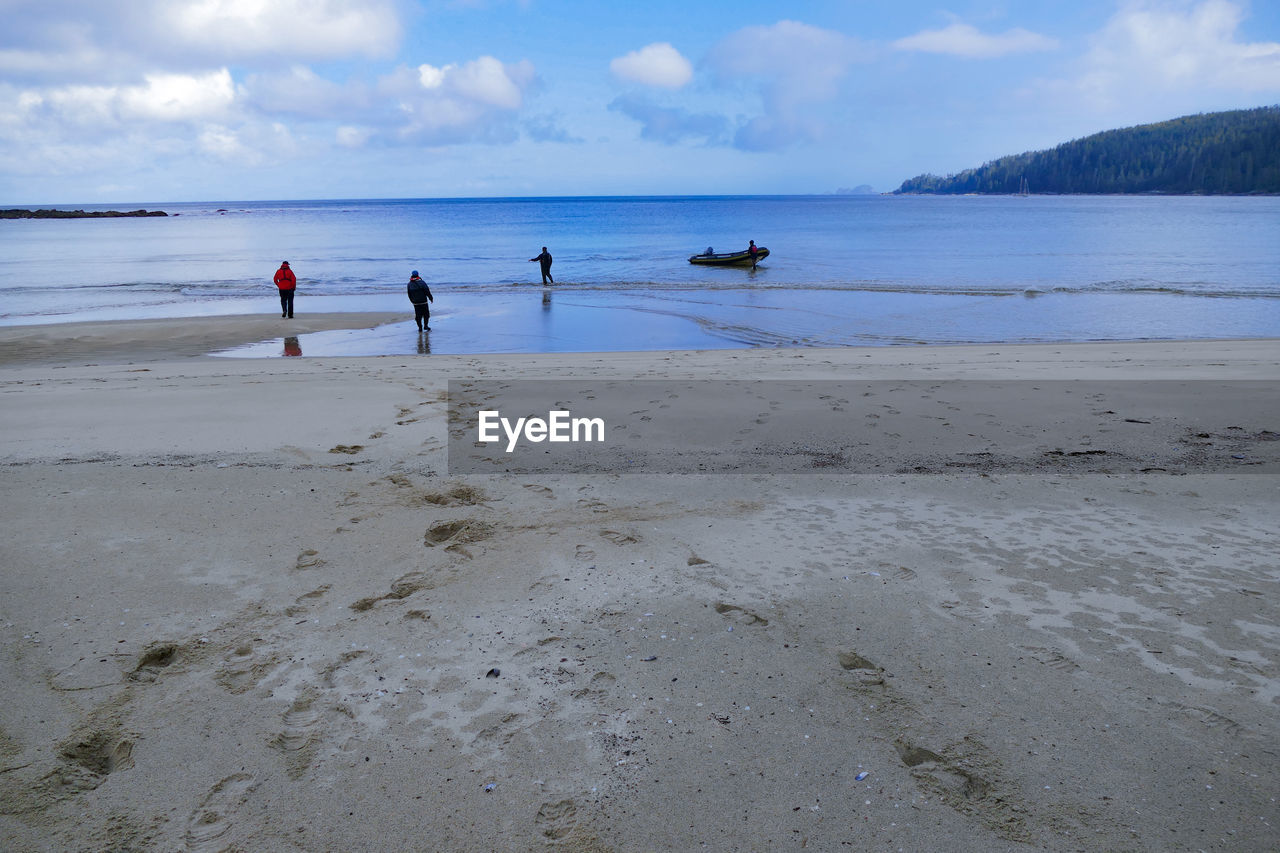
left=571, top=672, right=617, bottom=700
left=534, top=798, right=579, bottom=841
left=129, top=642, right=180, bottom=683
left=185, top=773, right=256, bottom=853
left=837, top=650, right=884, bottom=685
left=60, top=728, right=135, bottom=779
left=13, top=720, right=136, bottom=810
left=424, top=518, right=495, bottom=548
left=598, top=529, right=638, bottom=546
left=412, top=483, right=487, bottom=507
left=270, top=694, right=323, bottom=780
left=215, top=640, right=280, bottom=694
left=714, top=602, right=768, bottom=626
left=284, top=585, right=330, bottom=617
left=895, top=740, right=991, bottom=803
left=468, top=712, right=524, bottom=749
left=1161, top=701, right=1245, bottom=737
left=294, top=549, right=325, bottom=571
left=1020, top=646, right=1080, bottom=673
left=351, top=571, right=434, bottom=612
left=319, top=650, right=366, bottom=689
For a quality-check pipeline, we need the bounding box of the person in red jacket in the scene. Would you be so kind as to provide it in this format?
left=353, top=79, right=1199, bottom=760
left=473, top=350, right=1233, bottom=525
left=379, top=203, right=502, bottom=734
left=273, top=261, right=297, bottom=318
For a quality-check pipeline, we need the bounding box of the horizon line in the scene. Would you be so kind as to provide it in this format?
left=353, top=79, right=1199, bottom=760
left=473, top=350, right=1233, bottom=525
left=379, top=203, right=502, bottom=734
left=3, top=191, right=888, bottom=208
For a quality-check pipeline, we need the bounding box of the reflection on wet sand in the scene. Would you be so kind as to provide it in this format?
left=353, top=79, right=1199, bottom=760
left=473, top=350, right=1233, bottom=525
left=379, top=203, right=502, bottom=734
left=417, top=328, right=430, bottom=355
left=284, top=336, right=301, bottom=356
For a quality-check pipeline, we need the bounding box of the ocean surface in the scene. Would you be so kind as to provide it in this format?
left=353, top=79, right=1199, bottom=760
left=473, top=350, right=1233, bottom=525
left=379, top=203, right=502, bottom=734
left=2, top=195, right=1278, bottom=355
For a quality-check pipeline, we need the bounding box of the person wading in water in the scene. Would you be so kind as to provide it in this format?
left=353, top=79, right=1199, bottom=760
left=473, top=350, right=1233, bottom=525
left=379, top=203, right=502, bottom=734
left=529, top=246, right=554, bottom=284
left=407, top=270, right=434, bottom=331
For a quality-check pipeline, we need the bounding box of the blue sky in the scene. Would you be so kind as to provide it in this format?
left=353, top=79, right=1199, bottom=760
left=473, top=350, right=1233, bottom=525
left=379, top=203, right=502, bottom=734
left=2, top=0, right=1278, bottom=202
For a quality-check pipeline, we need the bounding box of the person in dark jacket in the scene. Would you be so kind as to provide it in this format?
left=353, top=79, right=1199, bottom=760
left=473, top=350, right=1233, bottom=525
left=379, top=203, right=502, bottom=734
left=407, top=270, right=434, bottom=331
left=273, top=261, right=296, bottom=317
left=529, top=246, right=553, bottom=284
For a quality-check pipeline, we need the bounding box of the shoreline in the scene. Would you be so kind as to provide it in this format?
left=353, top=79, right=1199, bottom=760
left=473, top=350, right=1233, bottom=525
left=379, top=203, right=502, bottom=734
left=2, top=311, right=1279, bottom=367
left=2, top=336, right=1278, bottom=850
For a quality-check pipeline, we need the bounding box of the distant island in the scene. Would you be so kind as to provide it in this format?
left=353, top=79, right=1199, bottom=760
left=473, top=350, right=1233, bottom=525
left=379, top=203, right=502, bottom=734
left=1, top=208, right=168, bottom=219
left=895, top=106, right=1280, bottom=195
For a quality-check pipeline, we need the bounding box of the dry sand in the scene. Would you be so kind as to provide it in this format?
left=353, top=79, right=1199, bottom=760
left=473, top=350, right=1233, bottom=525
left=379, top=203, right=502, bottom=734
left=1, top=318, right=1277, bottom=851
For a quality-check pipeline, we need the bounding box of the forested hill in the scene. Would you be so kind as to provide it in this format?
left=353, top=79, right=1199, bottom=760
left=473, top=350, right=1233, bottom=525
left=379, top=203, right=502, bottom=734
left=894, top=106, right=1280, bottom=195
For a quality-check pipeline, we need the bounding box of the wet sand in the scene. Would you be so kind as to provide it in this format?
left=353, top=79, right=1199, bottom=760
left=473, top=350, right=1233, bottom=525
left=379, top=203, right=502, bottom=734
left=0, top=313, right=405, bottom=366
left=1, top=320, right=1277, bottom=851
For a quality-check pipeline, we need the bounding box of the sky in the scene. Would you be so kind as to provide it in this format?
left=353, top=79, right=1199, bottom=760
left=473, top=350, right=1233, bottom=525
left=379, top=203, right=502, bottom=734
left=2, top=0, right=1279, bottom=203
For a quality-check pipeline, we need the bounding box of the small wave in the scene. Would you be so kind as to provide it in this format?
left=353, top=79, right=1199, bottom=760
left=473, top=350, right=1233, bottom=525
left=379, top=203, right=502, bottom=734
left=6, top=277, right=1276, bottom=301
left=88, top=281, right=191, bottom=292
left=426, top=279, right=1280, bottom=299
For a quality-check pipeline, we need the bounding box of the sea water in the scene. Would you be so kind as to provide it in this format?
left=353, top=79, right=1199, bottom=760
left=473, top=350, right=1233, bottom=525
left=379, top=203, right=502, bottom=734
left=2, top=195, right=1278, bottom=354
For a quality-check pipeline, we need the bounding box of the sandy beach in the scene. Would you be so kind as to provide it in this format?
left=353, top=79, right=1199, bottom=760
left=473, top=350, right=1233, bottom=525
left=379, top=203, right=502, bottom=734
left=1, top=317, right=1277, bottom=851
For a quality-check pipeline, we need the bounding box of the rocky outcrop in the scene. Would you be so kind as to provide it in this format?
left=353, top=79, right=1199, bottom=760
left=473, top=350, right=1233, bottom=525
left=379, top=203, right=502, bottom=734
left=0, top=209, right=168, bottom=219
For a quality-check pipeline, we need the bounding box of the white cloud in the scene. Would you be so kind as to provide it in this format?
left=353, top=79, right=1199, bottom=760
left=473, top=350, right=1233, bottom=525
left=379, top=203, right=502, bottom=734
left=26, top=69, right=236, bottom=126
left=381, top=57, right=537, bottom=144
left=335, top=125, right=370, bottom=148
left=893, top=22, right=1058, bottom=58
left=160, top=0, right=400, bottom=62
left=197, top=120, right=294, bottom=164
left=706, top=21, right=868, bottom=150
left=0, top=44, right=112, bottom=82
left=242, top=66, right=370, bottom=119
left=121, top=70, right=237, bottom=121
left=419, top=65, right=447, bottom=90
left=449, top=56, right=530, bottom=109
left=198, top=125, right=254, bottom=161
left=0, top=0, right=402, bottom=84
left=610, top=43, right=693, bottom=89
left=1080, top=0, right=1280, bottom=97
left=1036, top=0, right=1280, bottom=116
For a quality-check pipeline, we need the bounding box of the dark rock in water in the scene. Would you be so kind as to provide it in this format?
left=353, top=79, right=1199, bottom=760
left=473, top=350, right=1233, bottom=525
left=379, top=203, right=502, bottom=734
left=0, top=208, right=168, bottom=219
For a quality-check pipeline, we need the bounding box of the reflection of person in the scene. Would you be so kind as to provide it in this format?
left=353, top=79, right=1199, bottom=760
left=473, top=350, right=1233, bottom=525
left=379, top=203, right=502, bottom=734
left=529, top=246, right=553, bottom=284
left=747, top=240, right=759, bottom=270
left=407, top=270, right=434, bottom=331
left=283, top=336, right=301, bottom=357
left=273, top=261, right=296, bottom=317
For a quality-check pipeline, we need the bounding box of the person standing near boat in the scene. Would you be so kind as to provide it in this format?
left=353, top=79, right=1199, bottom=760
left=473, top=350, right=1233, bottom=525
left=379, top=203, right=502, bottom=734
left=747, top=240, right=759, bottom=270
left=273, top=260, right=296, bottom=317
left=407, top=270, right=434, bottom=331
left=529, top=246, right=554, bottom=284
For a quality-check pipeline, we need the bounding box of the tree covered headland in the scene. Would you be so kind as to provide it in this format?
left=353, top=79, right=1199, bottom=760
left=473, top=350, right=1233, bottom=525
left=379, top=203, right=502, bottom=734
left=894, top=106, right=1280, bottom=195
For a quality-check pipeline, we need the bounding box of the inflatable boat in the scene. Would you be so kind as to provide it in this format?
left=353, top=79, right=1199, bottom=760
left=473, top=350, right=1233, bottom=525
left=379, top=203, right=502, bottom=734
left=688, top=246, right=770, bottom=266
